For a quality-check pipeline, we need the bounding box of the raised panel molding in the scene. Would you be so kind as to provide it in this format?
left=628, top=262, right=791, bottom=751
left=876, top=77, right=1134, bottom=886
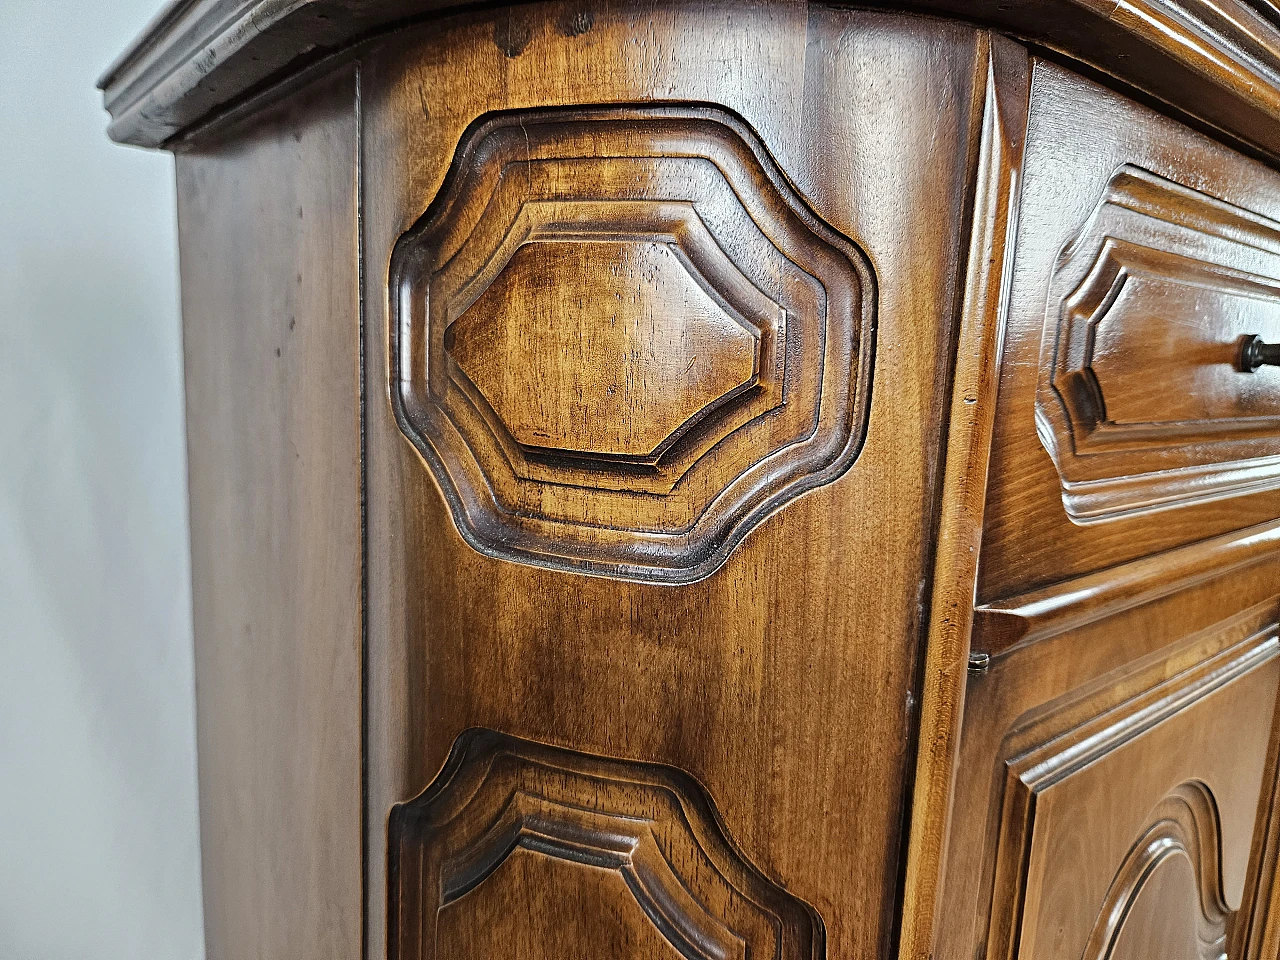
left=984, top=628, right=1280, bottom=960
left=387, top=729, right=823, bottom=960
left=1082, top=783, right=1229, bottom=960
left=1038, top=165, right=1280, bottom=522
left=972, top=518, right=1280, bottom=659
left=390, top=105, right=876, bottom=582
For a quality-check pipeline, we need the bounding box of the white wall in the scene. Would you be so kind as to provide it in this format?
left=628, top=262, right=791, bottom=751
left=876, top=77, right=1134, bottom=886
left=0, top=1, right=205, bottom=957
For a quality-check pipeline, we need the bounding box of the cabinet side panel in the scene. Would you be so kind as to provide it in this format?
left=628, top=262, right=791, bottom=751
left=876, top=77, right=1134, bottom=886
left=175, top=66, right=363, bottom=960
left=361, top=5, right=988, bottom=960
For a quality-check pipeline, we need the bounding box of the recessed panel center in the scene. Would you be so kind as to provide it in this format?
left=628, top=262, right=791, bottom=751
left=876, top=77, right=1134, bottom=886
left=449, top=239, right=760, bottom=460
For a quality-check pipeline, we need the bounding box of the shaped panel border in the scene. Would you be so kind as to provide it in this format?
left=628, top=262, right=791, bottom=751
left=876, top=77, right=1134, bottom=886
left=1037, top=165, right=1280, bottom=522
left=1082, top=782, right=1229, bottom=960
left=982, top=627, right=1279, bottom=960
left=387, top=729, right=824, bottom=960
left=389, top=104, right=876, bottom=583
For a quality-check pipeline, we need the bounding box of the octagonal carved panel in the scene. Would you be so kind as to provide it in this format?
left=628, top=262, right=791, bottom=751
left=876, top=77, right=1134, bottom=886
left=387, top=729, right=823, bottom=960
left=391, top=105, right=875, bottom=581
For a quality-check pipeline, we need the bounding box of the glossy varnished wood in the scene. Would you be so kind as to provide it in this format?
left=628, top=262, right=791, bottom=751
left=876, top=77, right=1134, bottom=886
left=1039, top=166, right=1280, bottom=521
left=388, top=729, right=822, bottom=960
left=105, top=2, right=1280, bottom=960
left=96, top=0, right=1280, bottom=161
left=938, top=57, right=1280, bottom=960
left=897, top=34, right=1031, bottom=960
left=360, top=5, right=987, bottom=959
left=987, top=631, right=1278, bottom=960
left=175, top=66, right=363, bottom=960
left=388, top=103, right=874, bottom=581
left=938, top=589, right=1280, bottom=960
left=978, top=60, right=1280, bottom=603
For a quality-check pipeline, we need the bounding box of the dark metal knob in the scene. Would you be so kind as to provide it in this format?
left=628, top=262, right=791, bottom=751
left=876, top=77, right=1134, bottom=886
left=1238, top=334, right=1280, bottom=372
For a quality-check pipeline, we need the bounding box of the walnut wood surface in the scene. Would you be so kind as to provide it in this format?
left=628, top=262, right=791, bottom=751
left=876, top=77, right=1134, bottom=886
left=388, top=729, right=822, bottom=960
left=359, top=6, right=986, bottom=960
left=987, top=632, right=1278, bottom=960
left=978, top=60, right=1280, bottom=603
left=388, top=104, right=874, bottom=581
left=936, top=58, right=1280, bottom=960
left=1038, top=166, right=1280, bottom=521
left=174, top=66, right=363, bottom=960
left=940, top=595, right=1280, bottom=960
left=108, top=2, right=1280, bottom=959
left=896, top=34, right=1031, bottom=960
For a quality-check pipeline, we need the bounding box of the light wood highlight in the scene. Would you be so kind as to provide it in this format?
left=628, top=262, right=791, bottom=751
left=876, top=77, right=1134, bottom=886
left=96, top=0, right=1280, bottom=159
left=1038, top=165, right=1280, bottom=521
left=978, top=60, right=1280, bottom=604
left=449, top=239, right=761, bottom=459
left=896, top=34, right=1030, bottom=960
left=174, top=66, right=363, bottom=960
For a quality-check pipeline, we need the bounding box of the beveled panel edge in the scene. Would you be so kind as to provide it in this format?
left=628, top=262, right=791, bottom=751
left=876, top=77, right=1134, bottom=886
left=984, top=628, right=1278, bottom=960
left=103, top=0, right=1280, bottom=156
left=1058, top=453, right=1280, bottom=522
left=1081, top=783, right=1229, bottom=960
left=1233, top=695, right=1280, bottom=960
left=386, top=728, right=825, bottom=960
left=895, top=35, right=1030, bottom=960
left=388, top=103, right=876, bottom=584
left=973, top=517, right=1280, bottom=660
left=1037, top=164, right=1280, bottom=523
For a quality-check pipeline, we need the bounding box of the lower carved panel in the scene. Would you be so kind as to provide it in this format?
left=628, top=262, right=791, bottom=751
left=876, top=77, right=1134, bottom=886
left=986, top=628, right=1280, bottom=960
left=1083, top=783, right=1228, bottom=960
left=388, top=730, right=822, bottom=960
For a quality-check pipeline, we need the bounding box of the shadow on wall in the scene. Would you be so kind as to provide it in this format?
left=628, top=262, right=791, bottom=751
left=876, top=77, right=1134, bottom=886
left=0, top=1, right=204, bottom=957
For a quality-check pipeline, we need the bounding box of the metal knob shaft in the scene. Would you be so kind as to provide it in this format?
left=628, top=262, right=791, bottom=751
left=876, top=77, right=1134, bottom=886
left=1238, top=334, right=1280, bottom=372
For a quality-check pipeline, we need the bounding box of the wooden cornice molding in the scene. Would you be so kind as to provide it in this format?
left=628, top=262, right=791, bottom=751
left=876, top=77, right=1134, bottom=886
left=101, top=0, right=1280, bottom=154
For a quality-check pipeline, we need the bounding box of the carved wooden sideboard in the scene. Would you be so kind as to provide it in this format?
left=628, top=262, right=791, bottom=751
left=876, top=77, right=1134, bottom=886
left=102, top=2, right=1280, bottom=958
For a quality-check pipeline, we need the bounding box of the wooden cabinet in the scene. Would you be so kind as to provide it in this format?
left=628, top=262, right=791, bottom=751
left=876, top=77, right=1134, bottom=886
left=100, top=2, right=1280, bottom=959
left=987, top=628, right=1278, bottom=960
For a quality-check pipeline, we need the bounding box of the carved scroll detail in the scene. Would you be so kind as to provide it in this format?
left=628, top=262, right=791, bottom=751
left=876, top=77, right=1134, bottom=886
left=387, top=730, right=823, bottom=960
left=1083, top=783, right=1229, bottom=960
left=390, top=105, right=875, bottom=582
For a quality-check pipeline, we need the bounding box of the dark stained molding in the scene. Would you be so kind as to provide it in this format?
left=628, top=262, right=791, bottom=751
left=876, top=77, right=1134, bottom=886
left=101, top=0, right=1280, bottom=156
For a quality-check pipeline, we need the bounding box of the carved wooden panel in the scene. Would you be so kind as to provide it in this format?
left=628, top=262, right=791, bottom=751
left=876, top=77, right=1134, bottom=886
left=1083, top=784, right=1229, bottom=960
left=387, top=729, right=822, bottom=960
left=1038, top=165, right=1280, bottom=522
left=390, top=105, right=875, bottom=582
left=984, top=629, right=1280, bottom=960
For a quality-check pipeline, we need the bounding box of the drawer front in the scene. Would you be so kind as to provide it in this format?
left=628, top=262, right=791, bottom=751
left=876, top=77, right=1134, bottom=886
left=979, top=61, right=1280, bottom=602
left=987, top=629, right=1280, bottom=960
left=1040, top=165, right=1280, bottom=522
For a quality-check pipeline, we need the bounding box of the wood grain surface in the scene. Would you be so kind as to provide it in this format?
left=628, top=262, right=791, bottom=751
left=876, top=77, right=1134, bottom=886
left=175, top=66, right=364, bottom=960
left=112, top=3, right=1280, bottom=960
left=387, top=103, right=874, bottom=581
left=360, top=4, right=987, bottom=959
left=978, top=60, right=1280, bottom=604
left=99, top=0, right=1280, bottom=161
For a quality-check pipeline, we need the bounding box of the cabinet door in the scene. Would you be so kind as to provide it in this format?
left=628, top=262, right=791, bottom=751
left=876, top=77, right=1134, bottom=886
left=986, top=630, right=1279, bottom=960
